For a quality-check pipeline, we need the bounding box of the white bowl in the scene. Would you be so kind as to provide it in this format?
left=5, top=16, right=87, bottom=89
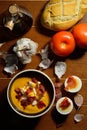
left=7, top=69, right=55, bottom=118
left=56, top=97, right=73, bottom=115
left=64, top=75, right=82, bottom=93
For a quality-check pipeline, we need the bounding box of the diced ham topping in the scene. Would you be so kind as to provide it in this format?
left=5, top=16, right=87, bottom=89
left=14, top=78, right=46, bottom=109
left=32, top=78, right=38, bottom=83
left=38, top=84, right=45, bottom=96
left=37, top=101, right=46, bottom=109
left=59, top=98, right=70, bottom=110
left=25, top=87, right=33, bottom=95
left=65, top=76, right=77, bottom=91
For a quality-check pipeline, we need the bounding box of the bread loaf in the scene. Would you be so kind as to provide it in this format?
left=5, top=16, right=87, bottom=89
left=41, top=0, right=87, bottom=31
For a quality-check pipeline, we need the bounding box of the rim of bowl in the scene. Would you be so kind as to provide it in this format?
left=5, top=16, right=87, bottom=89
left=7, top=69, right=55, bottom=118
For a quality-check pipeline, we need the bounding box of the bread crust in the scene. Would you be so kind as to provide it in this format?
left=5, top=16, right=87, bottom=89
left=41, top=0, right=87, bottom=31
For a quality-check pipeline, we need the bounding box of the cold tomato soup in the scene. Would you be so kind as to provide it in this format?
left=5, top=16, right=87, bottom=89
left=10, top=77, right=50, bottom=114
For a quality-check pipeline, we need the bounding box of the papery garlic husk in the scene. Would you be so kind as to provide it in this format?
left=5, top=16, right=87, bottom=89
left=74, top=114, right=84, bottom=123
left=39, top=44, right=49, bottom=59
left=74, top=94, right=83, bottom=108
left=3, top=53, right=18, bottom=66
left=39, top=58, right=53, bottom=69
left=2, top=53, right=18, bottom=74
left=4, top=64, right=18, bottom=74
left=54, top=61, right=67, bottom=79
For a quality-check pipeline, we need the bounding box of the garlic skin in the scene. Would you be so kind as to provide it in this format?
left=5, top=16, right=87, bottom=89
left=3, top=53, right=18, bottom=74
left=39, top=58, right=53, bottom=69
left=4, top=64, right=18, bottom=74
left=74, top=114, right=84, bottom=123
left=74, top=94, right=83, bottom=108
left=54, top=61, right=67, bottom=79
left=38, top=45, right=53, bottom=69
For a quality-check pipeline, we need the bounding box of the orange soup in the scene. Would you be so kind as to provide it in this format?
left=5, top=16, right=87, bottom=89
left=10, top=77, right=50, bottom=114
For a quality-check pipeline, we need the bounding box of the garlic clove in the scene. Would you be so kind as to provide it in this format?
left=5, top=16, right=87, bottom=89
left=74, top=94, right=83, bottom=108
left=54, top=61, right=67, bottom=79
left=74, top=114, right=84, bottom=123
left=39, top=58, right=53, bottom=69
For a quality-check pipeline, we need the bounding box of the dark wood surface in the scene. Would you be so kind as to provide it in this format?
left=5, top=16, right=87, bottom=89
left=0, top=1, right=87, bottom=130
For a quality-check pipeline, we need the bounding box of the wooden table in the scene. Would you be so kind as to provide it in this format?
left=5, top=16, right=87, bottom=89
left=0, top=1, right=87, bottom=130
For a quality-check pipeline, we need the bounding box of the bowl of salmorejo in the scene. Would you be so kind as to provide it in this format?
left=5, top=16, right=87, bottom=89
left=7, top=69, right=55, bottom=118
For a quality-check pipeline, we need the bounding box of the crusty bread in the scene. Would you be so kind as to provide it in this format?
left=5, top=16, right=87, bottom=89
left=41, top=0, right=87, bottom=31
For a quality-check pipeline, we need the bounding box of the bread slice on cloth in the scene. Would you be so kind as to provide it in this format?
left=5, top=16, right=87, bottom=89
left=41, top=0, right=87, bottom=31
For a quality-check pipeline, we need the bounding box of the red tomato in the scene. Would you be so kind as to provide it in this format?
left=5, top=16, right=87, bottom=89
left=72, top=23, right=87, bottom=48
left=50, top=31, right=76, bottom=57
